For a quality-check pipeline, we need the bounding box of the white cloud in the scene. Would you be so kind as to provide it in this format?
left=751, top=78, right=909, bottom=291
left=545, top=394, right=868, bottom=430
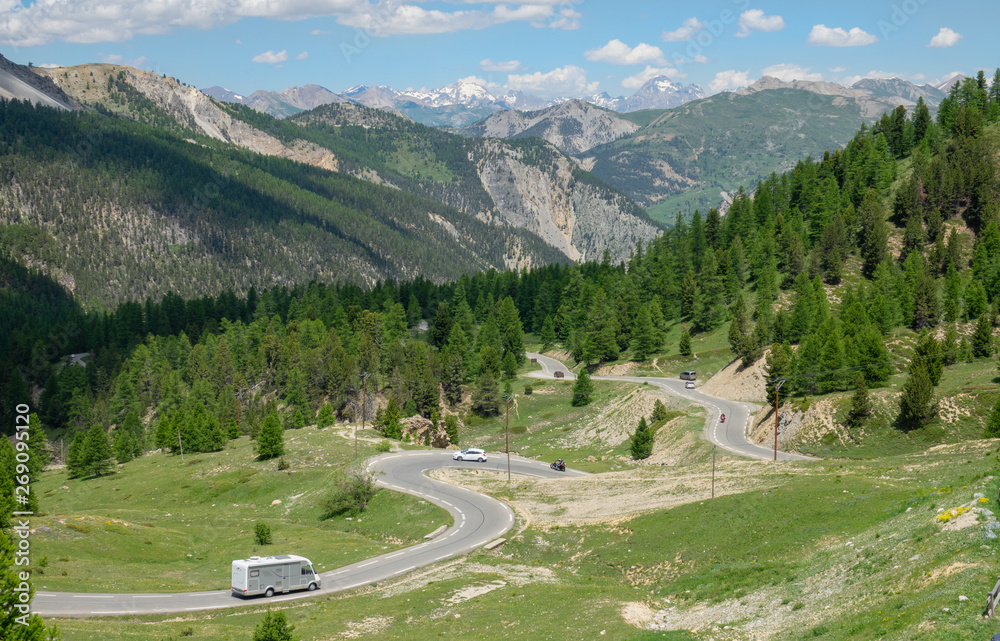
left=505, top=65, right=598, bottom=98
left=829, top=66, right=846, bottom=73
left=661, top=17, right=704, bottom=42
left=761, top=63, right=823, bottom=83
left=807, top=24, right=878, bottom=47
left=621, top=65, right=682, bottom=89
left=710, top=69, right=751, bottom=93
left=234, top=39, right=243, bottom=45
left=341, top=2, right=579, bottom=36
left=585, top=39, right=666, bottom=66
left=736, top=9, right=784, bottom=37
left=37, top=63, right=62, bottom=68
left=928, top=27, right=962, bottom=48
left=693, top=54, right=708, bottom=64
left=252, top=50, right=287, bottom=64
left=310, top=29, right=331, bottom=35
left=100, top=53, right=150, bottom=67
left=480, top=58, right=521, bottom=72
left=295, top=51, right=309, bottom=60
left=0, top=0, right=580, bottom=46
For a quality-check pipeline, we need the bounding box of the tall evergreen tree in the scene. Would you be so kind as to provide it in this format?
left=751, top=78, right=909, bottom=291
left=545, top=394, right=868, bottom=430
left=83, top=425, right=114, bottom=477
left=972, top=313, right=994, bottom=358
left=571, top=368, right=594, bottom=407
left=858, top=189, right=889, bottom=278
left=629, top=416, right=654, bottom=460
left=846, top=374, right=872, bottom=429
left=898, top=361, right=937, bottom=432
left=678, top=328, right=693, bottom=358
left=256, top=411, right=284, bottom=460
left=984, top=395, right=1000, bottom=438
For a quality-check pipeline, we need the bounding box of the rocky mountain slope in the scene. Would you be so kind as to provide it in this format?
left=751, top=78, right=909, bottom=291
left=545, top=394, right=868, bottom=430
left=34, top=64, right=338, bottom=171
left=0, top=54, right=77, bottom=111
left=468, top=76, right=949, bottom=221
left=286, top=103, right=661, bottom=263
left=460, top=99, right=639, bottom=156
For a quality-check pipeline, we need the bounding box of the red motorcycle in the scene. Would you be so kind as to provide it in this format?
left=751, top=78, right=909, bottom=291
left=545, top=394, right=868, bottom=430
left=720, top=413, right=726, bottom=423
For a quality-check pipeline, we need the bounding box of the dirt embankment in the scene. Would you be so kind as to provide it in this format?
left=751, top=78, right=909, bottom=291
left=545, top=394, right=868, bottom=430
left=699, top=353, right=769, bottom=403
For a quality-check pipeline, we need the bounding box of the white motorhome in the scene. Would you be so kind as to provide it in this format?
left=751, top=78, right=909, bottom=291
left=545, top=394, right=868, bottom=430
left=231, top=555, right=321, bottom=597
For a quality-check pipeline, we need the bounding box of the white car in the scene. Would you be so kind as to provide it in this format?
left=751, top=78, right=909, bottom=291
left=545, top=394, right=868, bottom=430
left=685, top=381, right=695, bottom=389
left=452, top=448, right=487, bottom=462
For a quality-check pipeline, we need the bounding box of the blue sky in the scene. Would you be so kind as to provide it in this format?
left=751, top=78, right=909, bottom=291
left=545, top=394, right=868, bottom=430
left=0, top=0, right=990, bottom=97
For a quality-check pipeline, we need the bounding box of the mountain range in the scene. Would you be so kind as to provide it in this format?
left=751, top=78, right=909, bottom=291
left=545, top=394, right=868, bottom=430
left=202, top=76, right=709, bottom=127
left=0, top=55, right=661, bottom=305
left=460, top=75, right=951, bottom=219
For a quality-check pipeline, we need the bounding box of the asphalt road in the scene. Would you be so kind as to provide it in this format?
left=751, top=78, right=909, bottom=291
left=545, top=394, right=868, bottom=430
left=34, top=451, right=584, bottom=617
left=526, top=352, right=814, bottom=462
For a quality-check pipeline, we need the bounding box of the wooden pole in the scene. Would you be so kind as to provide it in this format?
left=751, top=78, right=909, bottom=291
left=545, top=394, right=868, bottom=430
left=712, top=444, right=716, bottom=499
left=177, top=428, right=184, bottom=464
left=505, top=397, right=511, bottom=483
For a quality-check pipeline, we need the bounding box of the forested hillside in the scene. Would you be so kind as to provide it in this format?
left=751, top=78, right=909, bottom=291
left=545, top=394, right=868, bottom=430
left=0, top=98, right=570, bottom=306
left=2, top=72, right=1000, bottom=491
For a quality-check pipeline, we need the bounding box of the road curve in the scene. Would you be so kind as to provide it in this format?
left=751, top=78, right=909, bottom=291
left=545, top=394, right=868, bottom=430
left=34, top=451, right=585, bottom=617
left=527, top=352, right=814, bottom=462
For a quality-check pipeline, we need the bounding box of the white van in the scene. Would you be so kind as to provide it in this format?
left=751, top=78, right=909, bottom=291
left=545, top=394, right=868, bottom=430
left=231, top=555, right=320, bottom=597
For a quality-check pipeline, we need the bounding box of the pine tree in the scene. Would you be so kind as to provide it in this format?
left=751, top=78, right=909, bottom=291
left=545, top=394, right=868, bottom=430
left=846, top=374, right=872, bottom=429
left=630, top=305, right=656, bottom=361
left=817, top=326, right=848, bottom=393
left=629, top=416, right=654, bottom=460
left=651, top=399, right=669, bottom=423
left=444, top=415, right=460, bottom=446
left=972, top=313, right=994, bottom=358
left=539, top=315, right=557, bottom=350
left=84, top=425, right=114, bottom=477
left=252, top=610, right=296, bottom=641
left=316, top=403, right=334, bottom=428
left=66, top=432, right=86, bottom=479
left=984, top=396, right=1000, bottom=438
left=858, top=189, right=889, bottom=278
left=571, top=368, right=594, bottom=407
left=898, top=361, right=937, bottom=432
left=256, top=411, right=284, bottom=460
left=112, top=428, right=137, bottom=464
left=914, top=331, right=944, bottom=386
left=471, top=372, right=501, bottom=417
left=501, top=351, right=518, bottom=380
left=678, top=328, right=693, bottom=357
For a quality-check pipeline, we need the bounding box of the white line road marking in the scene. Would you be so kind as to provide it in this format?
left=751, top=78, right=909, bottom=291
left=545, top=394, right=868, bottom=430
left=385, top=552, right=405, bottom=559
left=357, top=560, right=377, bottom=568
left=434, top=554, right=451, bottom=561
left=73, top=595, right=114, bottom=599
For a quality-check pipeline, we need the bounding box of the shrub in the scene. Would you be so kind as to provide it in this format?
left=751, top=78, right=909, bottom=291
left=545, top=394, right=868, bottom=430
left=375, top=440, right=392, bottom=453
left=321, top=467, right=380, bottom=519
left=254, top=522, right=273, bottom=545
left=277, top=457, right=290, bottom=470
left=523, top=384, right=533, bottom=395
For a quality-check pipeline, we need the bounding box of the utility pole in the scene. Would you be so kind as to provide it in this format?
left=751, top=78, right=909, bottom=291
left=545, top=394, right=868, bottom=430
left=177, top=428, right=184, bottom=464
left=773, top=379, right=785, bottom=462
left=503, top=393, right=513, bottom=482
left=359, top=372, right=371, bottom=459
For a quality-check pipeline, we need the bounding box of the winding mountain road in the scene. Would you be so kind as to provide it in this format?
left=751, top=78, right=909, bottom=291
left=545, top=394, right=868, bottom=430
left=34, top=452, right=584, bottom=617
left=527, top=352, right=814, bottom=462
left=37, top=352, right=809, bottom=617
